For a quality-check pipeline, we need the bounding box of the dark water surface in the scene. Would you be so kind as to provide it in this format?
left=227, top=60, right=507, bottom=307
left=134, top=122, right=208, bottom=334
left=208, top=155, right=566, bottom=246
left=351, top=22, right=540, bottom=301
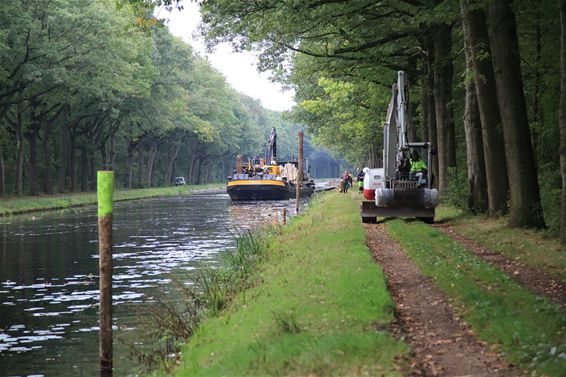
left=0, top=191, right=305, bottom=376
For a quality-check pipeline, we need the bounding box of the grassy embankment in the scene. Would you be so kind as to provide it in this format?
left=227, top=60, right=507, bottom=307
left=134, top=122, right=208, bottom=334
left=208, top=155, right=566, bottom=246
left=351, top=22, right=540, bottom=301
left=386, top=206, right=566, bottom=376
left=171, top=191, right=407, bottom=376
left=0, top=184, right=222, bottom=216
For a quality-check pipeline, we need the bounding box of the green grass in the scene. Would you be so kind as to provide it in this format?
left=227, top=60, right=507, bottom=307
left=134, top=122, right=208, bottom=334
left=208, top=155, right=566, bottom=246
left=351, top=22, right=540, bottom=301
left=435, top=207, right=566, bottom=282
left=387, top=219, right=566, bottom=376
left=172, top=192, right=407, bottom=377
left=0, top=184, right=222, bottom=216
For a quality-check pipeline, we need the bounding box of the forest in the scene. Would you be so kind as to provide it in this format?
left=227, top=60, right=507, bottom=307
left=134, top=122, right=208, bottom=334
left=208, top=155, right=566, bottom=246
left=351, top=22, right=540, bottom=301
left=0, top=0, right=343, bottom=200
left=170, top=0, right=566, bottom=238
left=3, top=0, right=566, bottom=239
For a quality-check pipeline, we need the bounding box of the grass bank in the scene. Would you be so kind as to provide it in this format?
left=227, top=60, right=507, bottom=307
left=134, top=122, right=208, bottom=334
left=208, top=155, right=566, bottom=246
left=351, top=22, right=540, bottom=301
left=387, top=215, right=566, bottom=376
left=437, top=206, right=566, bottom=281
left=172, top=192, right=407, bottom=376
left=0, top=184, right=222, bottom=217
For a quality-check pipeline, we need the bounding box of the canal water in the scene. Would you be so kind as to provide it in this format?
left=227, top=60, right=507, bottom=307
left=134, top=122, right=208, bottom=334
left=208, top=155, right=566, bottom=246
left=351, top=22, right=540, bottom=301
left=0, top=191, right=307, bottom=376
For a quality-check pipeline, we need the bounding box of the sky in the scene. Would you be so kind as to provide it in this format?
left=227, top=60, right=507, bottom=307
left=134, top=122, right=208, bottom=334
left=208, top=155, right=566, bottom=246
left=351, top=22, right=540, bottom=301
left=159, top=2, right=296, bottom=112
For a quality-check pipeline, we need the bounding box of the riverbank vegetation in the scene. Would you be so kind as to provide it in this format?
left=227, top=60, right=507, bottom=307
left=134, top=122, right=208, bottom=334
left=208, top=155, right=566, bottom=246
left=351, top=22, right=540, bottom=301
left=149, top=191, right=407, bottom=376
left=0, top=0, right=342, bottom=199
left=0, top=184, right=220, bottom=216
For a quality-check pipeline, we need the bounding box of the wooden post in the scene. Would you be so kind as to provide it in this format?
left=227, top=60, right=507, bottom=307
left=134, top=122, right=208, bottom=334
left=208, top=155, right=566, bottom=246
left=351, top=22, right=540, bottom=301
left=97, top=171, right=114, bottom=376
left=295, top=131, right=304, bottom=213
left=282, top=208, right=287, bottom=225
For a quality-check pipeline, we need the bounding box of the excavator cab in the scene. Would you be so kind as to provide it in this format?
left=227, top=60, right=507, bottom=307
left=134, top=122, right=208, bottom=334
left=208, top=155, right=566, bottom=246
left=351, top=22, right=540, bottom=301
left=406, top=144, right=433, bottom=188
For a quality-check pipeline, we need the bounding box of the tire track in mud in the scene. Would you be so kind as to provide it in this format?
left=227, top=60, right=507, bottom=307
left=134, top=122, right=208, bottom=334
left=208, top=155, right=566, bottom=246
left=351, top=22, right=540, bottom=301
left=365, top=223, right=518, bottom=376
left=434, top=224, right=566, bottom=308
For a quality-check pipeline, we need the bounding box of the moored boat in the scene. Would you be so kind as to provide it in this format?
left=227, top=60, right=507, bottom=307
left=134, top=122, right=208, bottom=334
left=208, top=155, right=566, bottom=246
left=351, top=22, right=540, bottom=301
left=226, top=128, right=315, bottom=201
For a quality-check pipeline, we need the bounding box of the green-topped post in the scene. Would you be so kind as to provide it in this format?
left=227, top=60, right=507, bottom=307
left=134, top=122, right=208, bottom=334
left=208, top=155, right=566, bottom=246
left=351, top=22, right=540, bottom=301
left=97, top=171, right=114, bottom=376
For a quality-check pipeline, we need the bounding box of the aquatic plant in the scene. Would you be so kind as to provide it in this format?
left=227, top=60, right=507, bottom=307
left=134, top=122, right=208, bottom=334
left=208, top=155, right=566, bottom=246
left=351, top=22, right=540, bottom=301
left=122, top=229, right=271, bottom=373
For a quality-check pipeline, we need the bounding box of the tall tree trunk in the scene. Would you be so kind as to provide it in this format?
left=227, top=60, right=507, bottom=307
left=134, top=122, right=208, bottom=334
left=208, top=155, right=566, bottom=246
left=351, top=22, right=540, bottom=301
left=90, top=157, right=96, bottom=191
left=15, top=112, right=24, bottom=196
left=138, top=144, right=146, bottom=188
left=431, top=24, right=456, bottom=194
left=126, top=146, right=133, bottom=189
left=425, top=39, right=439, bottom=187
left=559, top=0, right=566, bottom=242
left=42, top=124, right=53, bottom=194
left=69, top=129, right=76, bottom=192
left=461, top=0, right=509, bottom=215
left=164, top=139, right=183, bottom=185
left=531, top=1, right=543, bottom=167
left=0, top=154, right=5, bottom=196
left=57, top=105, right=70, bottom=194
left=26, top=123, right=39, bottom=196
left=146, top=143, right=157, bottom=187
left=462, top=35, right=488, bottom=212
left=195, top=158, right=202, bottom=184
left=80, top=146, right=88, bottom=192
left=488, top=0, right=545, bottom=228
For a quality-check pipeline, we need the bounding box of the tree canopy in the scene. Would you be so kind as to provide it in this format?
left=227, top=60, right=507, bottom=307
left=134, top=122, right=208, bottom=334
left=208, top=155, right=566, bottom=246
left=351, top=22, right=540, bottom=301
left=0, top=0, right=344, bottom=199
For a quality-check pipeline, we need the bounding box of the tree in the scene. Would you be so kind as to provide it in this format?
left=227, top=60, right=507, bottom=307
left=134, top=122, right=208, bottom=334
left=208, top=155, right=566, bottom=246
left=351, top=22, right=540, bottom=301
left=487, top=0, right=545, bottom=228
left=559, top=0, right=566, bottom=241
left=462, top=31, right=488, bottom=212
left=460, top=0, right=509, bottom=215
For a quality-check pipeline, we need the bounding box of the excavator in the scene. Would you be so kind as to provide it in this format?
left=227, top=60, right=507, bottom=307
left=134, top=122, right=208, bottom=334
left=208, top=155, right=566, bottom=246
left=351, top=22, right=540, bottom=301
left=361, top=71, right=438, bottom=223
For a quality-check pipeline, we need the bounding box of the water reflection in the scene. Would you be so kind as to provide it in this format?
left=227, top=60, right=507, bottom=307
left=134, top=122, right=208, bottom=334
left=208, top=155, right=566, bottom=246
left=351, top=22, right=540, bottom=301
left=0, top=191, right=307, bottom=376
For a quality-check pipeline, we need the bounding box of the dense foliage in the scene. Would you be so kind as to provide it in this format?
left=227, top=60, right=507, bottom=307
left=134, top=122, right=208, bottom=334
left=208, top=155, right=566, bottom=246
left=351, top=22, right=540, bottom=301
left=186, top=0, right=564, bottom=233
left=0, top=0, right=343, bottom=198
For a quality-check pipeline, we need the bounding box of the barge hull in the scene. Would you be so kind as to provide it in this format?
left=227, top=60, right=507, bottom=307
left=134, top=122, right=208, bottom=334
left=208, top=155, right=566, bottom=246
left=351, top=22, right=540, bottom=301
left=227, top=180, right=314, bottom=201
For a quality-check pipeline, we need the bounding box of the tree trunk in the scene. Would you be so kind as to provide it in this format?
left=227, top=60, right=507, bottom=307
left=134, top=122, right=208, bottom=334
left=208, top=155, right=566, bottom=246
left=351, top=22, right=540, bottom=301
left=164, top=139, right=183, bottom=185
left=69, top=129, right=76, bottom=192
left=42, top=124, right=53, bottom=194
left=80, top=146, right=88, bottom=192
left=0, top=150, right=6, bottom=196
left=138, top=144, right=146, bottom=188
left=559, top=0, right=566, bottom=242
left=425, top=39, right=439, bottom=187
left=462, top=34, right=488, bottom=212
left=15, top=112, right=24, bottom=196
left=431, top=24, right=456, bottom=194
left=488, top=0, right=545, bottom=228
left=126, top=147, right=133, bottom=189
left=0, top=152, right=5, bottom=196
left=90, top=157, right=96, bottom=191
left=27, top=126, right=39, bottom=196
left=195, top=158, right=202, bottom=184
left=531, top=2, right=543, bottom=167
left=461, top=0, right=509, bottom=215
left=57, top=105, right=70, bottom=194
left=146, top=143, right=157, bottom=187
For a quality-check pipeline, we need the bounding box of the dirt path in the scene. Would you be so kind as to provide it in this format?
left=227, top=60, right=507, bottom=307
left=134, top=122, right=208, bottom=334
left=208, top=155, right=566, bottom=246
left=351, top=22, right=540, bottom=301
left=434, top=224, right=566, bottom=308
left=365, top=224, right=518, bottom=376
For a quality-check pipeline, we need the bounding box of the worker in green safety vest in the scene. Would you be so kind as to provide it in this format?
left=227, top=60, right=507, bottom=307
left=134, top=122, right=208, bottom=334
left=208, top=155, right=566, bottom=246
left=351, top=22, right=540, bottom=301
left=409, top=150, right=427, bottom=183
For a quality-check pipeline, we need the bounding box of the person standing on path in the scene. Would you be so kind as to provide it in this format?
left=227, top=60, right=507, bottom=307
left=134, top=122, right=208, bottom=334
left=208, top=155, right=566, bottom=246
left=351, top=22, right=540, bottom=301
left=341, top=171, right=353, bottom=193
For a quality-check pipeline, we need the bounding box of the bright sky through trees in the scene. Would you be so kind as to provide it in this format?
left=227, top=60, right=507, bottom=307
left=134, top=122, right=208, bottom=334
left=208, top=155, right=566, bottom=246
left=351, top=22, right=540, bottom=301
left=161, top=2, right=295, bottom=112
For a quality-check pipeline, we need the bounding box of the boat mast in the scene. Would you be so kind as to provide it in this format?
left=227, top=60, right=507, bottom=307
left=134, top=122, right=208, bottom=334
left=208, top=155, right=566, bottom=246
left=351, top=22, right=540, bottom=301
left=268, top=127, right=277, bottom=164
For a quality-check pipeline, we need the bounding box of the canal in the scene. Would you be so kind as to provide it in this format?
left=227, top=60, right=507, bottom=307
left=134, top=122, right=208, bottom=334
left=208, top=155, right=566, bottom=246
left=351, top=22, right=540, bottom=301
left=0, top=191, right=307, bottom=376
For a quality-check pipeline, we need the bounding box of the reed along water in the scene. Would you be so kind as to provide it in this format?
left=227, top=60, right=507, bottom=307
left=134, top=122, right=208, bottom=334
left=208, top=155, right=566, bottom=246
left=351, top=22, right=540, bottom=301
left=0, top=191, right=308, bottom=376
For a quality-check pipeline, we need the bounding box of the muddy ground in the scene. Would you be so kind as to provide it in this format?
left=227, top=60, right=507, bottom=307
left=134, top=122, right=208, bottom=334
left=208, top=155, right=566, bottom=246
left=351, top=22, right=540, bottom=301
left=364, top=223, right=528, bottom=377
